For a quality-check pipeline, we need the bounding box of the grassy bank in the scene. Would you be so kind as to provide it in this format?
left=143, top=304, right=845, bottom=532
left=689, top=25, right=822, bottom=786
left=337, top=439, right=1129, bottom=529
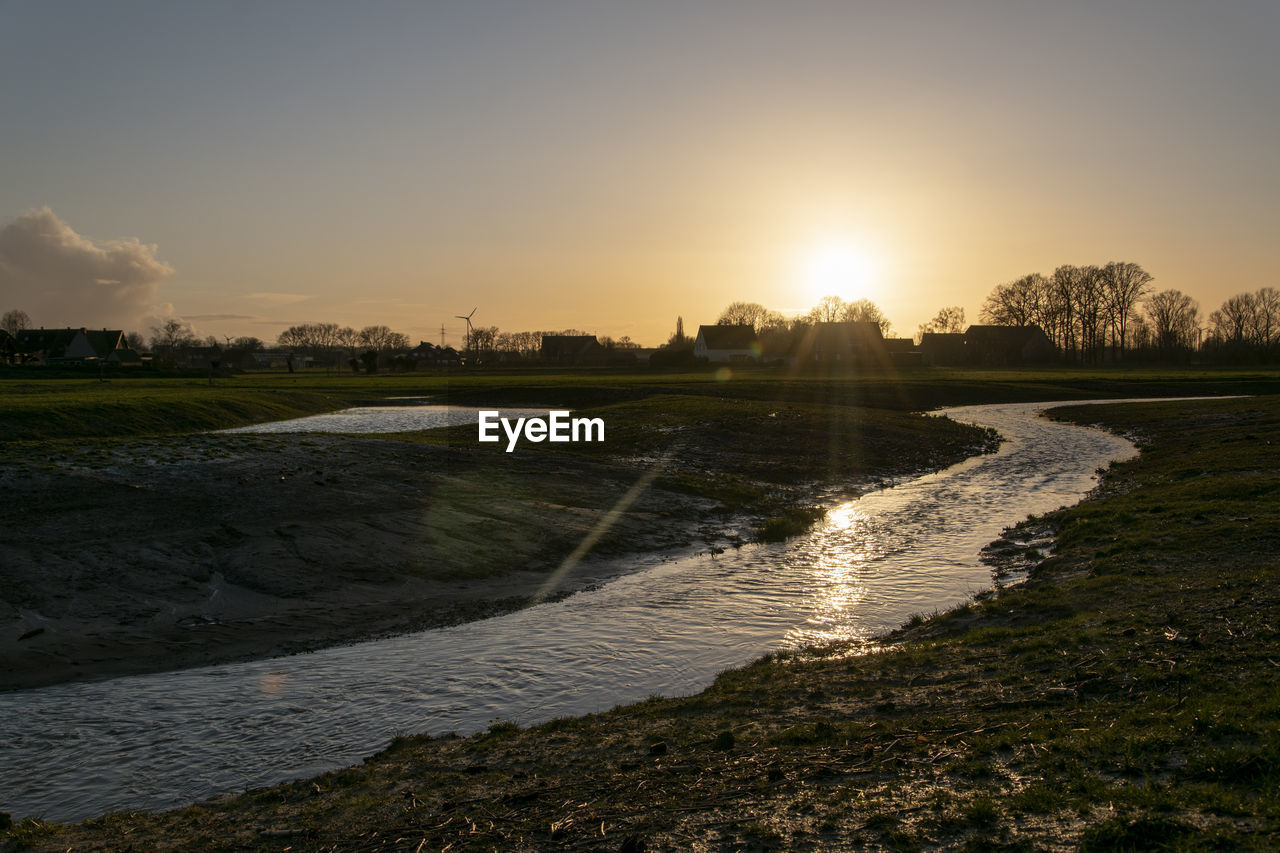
left=6, top=394, right=1277, bottom=849
left=3, top=365, right=1279, bottom=444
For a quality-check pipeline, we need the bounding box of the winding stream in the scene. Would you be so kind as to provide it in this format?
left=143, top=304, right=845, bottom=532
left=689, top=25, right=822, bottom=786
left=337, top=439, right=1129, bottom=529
left=2, top=400, right=1145, bottom=822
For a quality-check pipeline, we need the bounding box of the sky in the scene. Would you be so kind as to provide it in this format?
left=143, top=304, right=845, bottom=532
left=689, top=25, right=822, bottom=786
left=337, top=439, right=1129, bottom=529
left=1, top=1, right=1277, bottom=348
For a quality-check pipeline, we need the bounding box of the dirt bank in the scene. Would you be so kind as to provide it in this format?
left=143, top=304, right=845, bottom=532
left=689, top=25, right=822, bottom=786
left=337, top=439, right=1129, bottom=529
left=0, top=433, right=741, bottom=691
left=2, top=399, right=992, bottom=692
left=14, top=396, right=1276, bottom=851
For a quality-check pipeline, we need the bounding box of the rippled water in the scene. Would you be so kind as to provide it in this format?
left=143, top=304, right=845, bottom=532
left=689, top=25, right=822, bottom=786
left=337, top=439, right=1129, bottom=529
left=1, top=400, right=1144, bottom=822
left=220, top=404, right=546, bottom=434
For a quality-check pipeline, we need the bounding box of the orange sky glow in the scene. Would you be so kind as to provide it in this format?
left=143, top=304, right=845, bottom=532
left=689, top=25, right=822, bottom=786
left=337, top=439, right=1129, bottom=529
left=2, top=2, right=1276, bottom=348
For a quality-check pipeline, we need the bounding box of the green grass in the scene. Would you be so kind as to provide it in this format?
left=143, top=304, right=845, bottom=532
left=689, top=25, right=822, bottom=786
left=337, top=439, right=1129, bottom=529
left=5, top=363, right=1278, bottom=444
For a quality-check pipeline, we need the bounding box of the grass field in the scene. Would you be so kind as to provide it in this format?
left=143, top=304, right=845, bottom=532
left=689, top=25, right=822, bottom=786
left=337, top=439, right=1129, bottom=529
left=2, top=363, right=1278, bottom=443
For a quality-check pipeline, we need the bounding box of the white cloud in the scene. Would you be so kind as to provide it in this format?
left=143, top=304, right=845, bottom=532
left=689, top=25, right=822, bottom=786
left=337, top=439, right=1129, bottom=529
left=0, top=207, right=174, bottom=331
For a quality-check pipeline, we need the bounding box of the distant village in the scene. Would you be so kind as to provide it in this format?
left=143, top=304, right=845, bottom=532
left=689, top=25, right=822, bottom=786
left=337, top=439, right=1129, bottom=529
left=0, top=315, right=1060, bottom=373
left=2, top=264, right=1276, bottom=371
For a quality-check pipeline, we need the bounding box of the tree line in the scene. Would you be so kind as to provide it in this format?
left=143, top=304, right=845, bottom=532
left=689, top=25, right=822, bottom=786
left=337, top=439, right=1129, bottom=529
left=714, top=295, right=894, bottom=337
left=978, top=262, right=1155, bottom=363
left=979, top=261, right=1280, bottom=363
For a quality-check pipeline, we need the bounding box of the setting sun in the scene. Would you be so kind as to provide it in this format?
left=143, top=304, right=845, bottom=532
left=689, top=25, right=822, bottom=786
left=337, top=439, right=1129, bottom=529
left=799, top=241, right=882, bottom=304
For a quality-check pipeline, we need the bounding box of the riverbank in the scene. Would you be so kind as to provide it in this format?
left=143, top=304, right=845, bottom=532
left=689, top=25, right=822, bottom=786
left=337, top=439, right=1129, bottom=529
left=10, top=393, right=1275, bottom=850
left=0, top=394, right=991, bottom=691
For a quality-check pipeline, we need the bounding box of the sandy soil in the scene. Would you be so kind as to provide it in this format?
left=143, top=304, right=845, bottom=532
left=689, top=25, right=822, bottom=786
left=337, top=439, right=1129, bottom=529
left=0, top=433, right=743, bottom=692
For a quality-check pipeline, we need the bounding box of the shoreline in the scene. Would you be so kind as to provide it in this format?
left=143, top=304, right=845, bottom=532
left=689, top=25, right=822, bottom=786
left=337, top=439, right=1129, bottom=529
left=14, top=394, right=1275, bottom=850
left=4, top=396, right=988, bottom=694
left=0, top=435, right=751, bottom=694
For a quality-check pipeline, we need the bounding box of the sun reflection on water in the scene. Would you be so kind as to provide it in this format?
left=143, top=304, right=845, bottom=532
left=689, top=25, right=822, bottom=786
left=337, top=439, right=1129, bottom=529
left=786, top=502, right=886, bottom=647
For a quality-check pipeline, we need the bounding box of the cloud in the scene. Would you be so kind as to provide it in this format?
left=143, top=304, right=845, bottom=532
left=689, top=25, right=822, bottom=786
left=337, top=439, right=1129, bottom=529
left=0, top=207, right=174, bottom=331
left=184, top=313, right=259, bottom=323
left=244, top=292, right=312, bottom=306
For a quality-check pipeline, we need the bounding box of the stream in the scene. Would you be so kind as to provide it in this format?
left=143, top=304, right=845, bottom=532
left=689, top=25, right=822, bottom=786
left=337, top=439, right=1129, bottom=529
left=1, top=399, right=1144, bottom=822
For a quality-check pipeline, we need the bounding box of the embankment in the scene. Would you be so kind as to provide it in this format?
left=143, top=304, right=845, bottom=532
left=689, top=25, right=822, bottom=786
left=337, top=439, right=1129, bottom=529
left=11, top=394, right=1276, bottom=850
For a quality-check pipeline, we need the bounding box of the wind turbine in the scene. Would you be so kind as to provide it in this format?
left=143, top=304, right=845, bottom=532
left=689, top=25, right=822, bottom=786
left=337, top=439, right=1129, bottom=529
left=455, top=308, right=477, bottom=355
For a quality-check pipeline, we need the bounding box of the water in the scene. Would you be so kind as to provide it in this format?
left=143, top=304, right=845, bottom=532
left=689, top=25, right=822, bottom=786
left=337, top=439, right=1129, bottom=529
left=1, top=400, right=1146, bottom=822
left=219, top=404, right=546, bottom=434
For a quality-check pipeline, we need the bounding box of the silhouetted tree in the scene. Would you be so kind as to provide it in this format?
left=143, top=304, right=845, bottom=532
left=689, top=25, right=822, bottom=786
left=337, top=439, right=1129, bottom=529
left=231, top=336, right=264, bottom=351
left=1145, top=289, right=1200, bottom=359
left=149, top=318, right=197, bottom=351
left=470, top=325, right=498, bottom=355
left=335, top=326, right=361, bottom=356
left=980, top=274, right=1045, bottom=328
left=358, top=325, right=409, bottom=352
left=807, top=295, right=847, bottom=323
left=666, top=316, right=688, bottom=348
left=917, top=306, right=965, bottom=341
left=1206, top=287, right=1280, bottom=363
left=803, top=295, right=892, bottom=335
left=841, top=298, right=893, bottom=336
left=716, top=301, right=783, bottom=332
left=1100, top=261, right=1153, bottom=359
left=2, top=308, right=30, bottom=336
left=277, top=322, right=342, bottom=354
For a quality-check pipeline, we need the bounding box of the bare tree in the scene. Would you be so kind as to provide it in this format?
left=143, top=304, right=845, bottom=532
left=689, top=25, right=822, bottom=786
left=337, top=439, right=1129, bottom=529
left=840, top=298, right=893, bottom=336
left=1206, top=287, right=1280, bottom=363
left=917, top=306, right=966, bottom=341
left=358, top=325, right=409, bottom=352
left=807, top=295, right=847, bottom=323
left=1050, top=265, right=1085, bottom=362
left=335, top=326, right=361, bottom=354
left=2, top=309, right=31, bottom=336
left=1100, top=261, right=1153, bottom=359
left=231, top=336, right=264, bottom=351
left=496, top=330, right=544, bottom=359
left=1145, top=289, right=1200, bottom=357
left=716, top=301, right=782, bottom=332
left=980, top=274, right=1045, bottom=327
left=150, top=317, right=197, bottom=351
left=277, top=322, right=346, bottom=357
left=1213, top=293, right=1256, bottom=344
left=1251, top=287, right=1280, bottom=351
left=469, top=325, right=498, bottom=354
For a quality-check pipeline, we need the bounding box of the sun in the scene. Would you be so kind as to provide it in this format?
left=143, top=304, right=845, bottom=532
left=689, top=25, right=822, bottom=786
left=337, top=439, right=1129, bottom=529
left=799, top=242, right=880, bottom=303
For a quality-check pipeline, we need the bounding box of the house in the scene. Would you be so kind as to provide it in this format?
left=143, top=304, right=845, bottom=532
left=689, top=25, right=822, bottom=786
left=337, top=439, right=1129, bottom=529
left=408, top=341, right=461, bottom=369
left=693, top=325, right=760, bottom=363
left=964, top=324, right=1056, bottom=366
left=541, top=335, right=604, bottom=365
left=793, top=321, right=888, bottom=365
left=13, top=327, right=129, bottom=364
left=882, top=337, right=922, bottom=366
left=919, top=332, right=967, bottom=366
left=107, top=347, right=144, bottom=367
left=0, top=329, right=15, bottom=363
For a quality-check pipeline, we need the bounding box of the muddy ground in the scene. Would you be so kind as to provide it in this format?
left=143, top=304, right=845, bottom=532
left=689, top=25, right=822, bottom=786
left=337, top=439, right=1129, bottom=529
left=2, top=397, right=992, bottom=693
left=0, top=433, right=752, bottom=691
left=12, top=396, right=1276, bottom=851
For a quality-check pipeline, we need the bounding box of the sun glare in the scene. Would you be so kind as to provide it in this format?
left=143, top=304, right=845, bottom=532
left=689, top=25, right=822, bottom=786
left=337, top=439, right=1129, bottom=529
left=800, top=242, right=880, bottom=303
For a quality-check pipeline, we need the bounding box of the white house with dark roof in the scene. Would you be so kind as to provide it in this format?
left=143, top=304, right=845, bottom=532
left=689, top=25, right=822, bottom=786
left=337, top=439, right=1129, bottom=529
left=13, top=327, right=129, bottom=364
left=693, top=324, right=760, bottom=363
